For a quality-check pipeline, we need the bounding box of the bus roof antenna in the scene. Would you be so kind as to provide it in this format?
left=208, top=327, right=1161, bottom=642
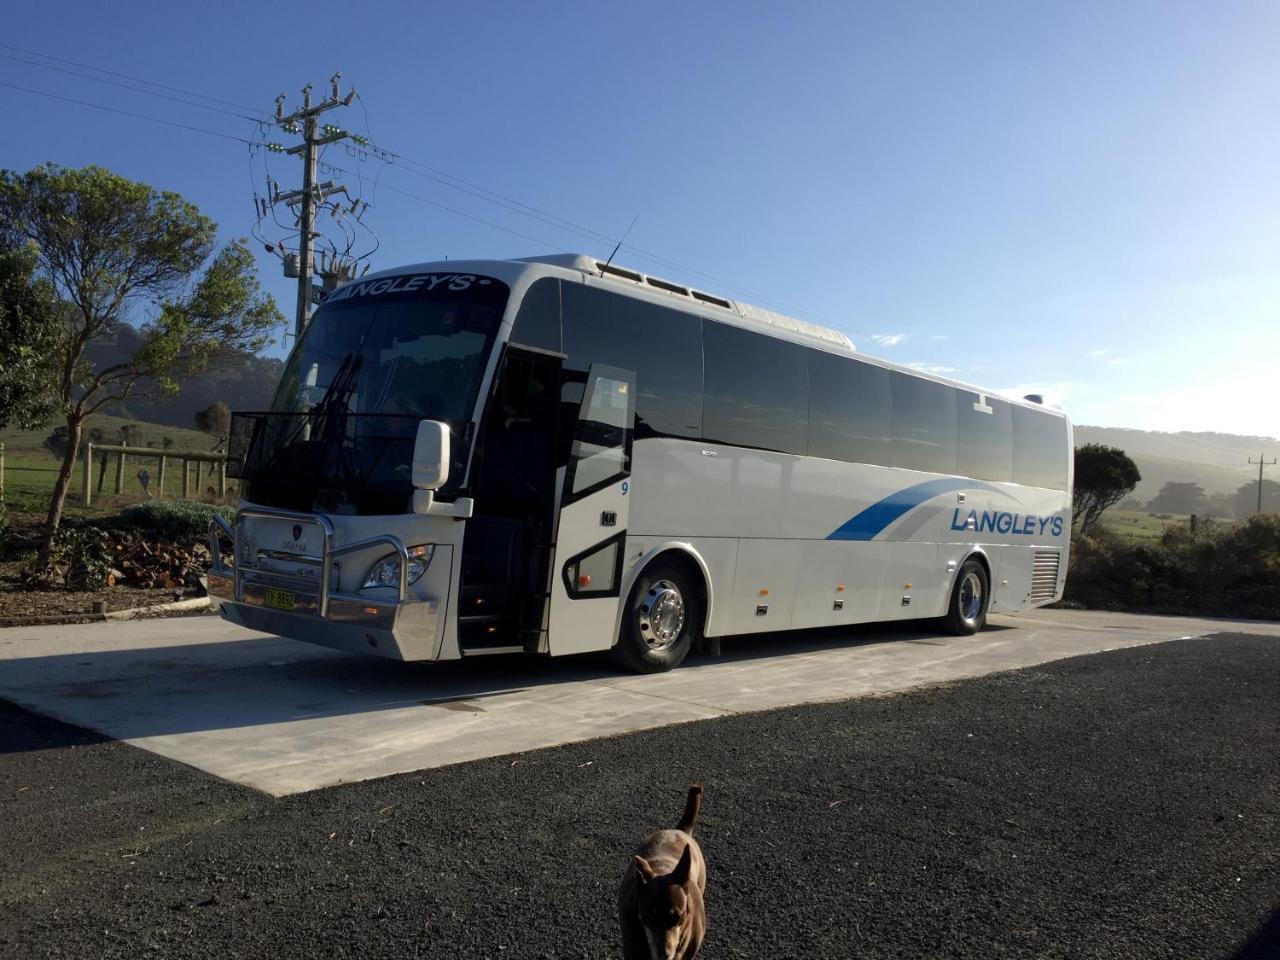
left=600, top=214, right=640, bottom=276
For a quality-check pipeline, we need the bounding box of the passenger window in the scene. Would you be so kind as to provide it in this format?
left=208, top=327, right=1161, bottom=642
left=890, top=372, right=958, bottom=474
left=957, top=391, right=1013, bottom=482
left=561, top=283, right=703, bottom=439
left=807, top=351, right=892, bottom=465
left=703, top=321, right=809, bottom=455
left=566, top=366, right=634, bottom=498
left=1012, top=406, right=1069, bottom=489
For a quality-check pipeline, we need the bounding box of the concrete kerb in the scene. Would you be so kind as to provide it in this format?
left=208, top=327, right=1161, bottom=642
left=0, top=596, right=213, bottom=628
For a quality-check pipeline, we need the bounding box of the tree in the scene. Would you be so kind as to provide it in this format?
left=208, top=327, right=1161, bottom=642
left=0, top=241, right=60, bottom=429
left=1146, top=481, right=1208, bottom=516
left=0, top=164, right=282, bottom=566
left=1072, top=444, right=1141, bottom=535
left=119, top=423, right=144, bottom=447
left=194, top=400, right=232, bottom=448
left=1230, top=479, right=1280, bottom=518
left=44, top=425, right=75, bottom=458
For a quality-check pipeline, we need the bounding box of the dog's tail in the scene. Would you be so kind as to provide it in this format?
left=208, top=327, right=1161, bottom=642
left=676, top=785, right=703, bottom=835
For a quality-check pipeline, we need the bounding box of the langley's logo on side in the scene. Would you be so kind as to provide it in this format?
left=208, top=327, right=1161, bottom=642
left=325, top=273, right=488, bottom=303
left=951, top=509, right=1064, bottom=537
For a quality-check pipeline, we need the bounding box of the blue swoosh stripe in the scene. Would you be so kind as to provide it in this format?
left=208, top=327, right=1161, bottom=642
left=827, top=478, right=1003, bottom=541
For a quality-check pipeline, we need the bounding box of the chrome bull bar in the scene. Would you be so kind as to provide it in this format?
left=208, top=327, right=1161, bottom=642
left=208, top=507, right=410, bottom=615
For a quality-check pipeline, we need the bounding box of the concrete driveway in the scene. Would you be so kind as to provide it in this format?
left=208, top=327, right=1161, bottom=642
left=2, top=608, right=1277, bottom=795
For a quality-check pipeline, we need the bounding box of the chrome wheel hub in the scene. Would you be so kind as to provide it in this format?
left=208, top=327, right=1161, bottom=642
left=638, top=579, right=686, bottom=651
left=959, top=571, right=984, bottom=622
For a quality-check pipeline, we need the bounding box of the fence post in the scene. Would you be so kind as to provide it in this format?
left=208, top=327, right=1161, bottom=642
left=114, top=450, right=125, bottom=494
left=181, top=459, right=190, bottom=499
left=82, top=441, right=93, bottom=507
left=218, top=459, right=227, bottom=498
left=195, top=460, right=203, bottom=496
left=157, top=455, right=167, bottom=497
left=0, top=441, right=5, bottom=503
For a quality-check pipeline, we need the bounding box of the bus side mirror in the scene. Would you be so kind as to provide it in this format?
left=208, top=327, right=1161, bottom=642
left=412, top=420, right=451, bottom=490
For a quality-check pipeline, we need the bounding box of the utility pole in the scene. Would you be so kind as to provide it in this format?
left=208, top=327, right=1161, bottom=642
left=265, top=74, right=366, bottom=337
left=1248, top=454, right=1277, bottom=514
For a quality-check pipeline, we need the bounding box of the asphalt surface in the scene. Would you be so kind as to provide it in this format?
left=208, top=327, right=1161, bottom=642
left=1, top=633, right=1278, bottom=959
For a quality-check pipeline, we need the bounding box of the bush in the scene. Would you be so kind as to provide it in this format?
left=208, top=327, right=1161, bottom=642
left=21, top=525, right=113, bottom=589
left=110, top=500, right=234, bottom=542
left=0, top=504, right=11, bottom=561
left=1065, top=515, right=1280, bottom=619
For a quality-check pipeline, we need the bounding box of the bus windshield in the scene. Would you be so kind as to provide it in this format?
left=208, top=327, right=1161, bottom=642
left=272, top=274, right=508, bottom=422
left=235, top=273, right=508, bottom=514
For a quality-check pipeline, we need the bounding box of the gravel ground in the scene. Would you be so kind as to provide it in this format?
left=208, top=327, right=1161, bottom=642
left=1, top=633, right=1278, bottom=959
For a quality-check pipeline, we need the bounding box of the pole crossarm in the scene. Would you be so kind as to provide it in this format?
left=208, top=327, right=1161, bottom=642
left=263, top=72, right=363, bottom=338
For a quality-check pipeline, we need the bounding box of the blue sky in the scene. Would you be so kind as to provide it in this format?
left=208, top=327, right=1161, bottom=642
left=2, top=1, right=1277, bottom=436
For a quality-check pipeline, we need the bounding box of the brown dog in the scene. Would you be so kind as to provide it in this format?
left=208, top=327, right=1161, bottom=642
left=618, top=786, right=707, bottom=960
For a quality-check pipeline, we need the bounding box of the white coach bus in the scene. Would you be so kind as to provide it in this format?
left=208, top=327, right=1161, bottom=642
left=210, top=254, right=1071, bottom=672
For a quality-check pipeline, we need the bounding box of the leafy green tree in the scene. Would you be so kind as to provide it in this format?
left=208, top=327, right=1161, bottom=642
left=0, top=241, right=60, bottom=429
left=1072, top=444, right=1142, bottom=535
left=0, top=163, right=283, bottom=565
left=1146, top=481, right=1208, bottom=516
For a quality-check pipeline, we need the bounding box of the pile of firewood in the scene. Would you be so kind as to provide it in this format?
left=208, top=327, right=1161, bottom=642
left=107, top=532, right=211, bottom=592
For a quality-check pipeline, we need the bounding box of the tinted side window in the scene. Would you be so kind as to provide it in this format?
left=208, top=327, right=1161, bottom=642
left=509, top=277, right=561, bottom=353
left=561, top=283, right=702, bottom=439
left=890, top=372, right=958, bottom=474
left=1013, top=406, right=1069, bottom=489
left=957, top=391, right=1013, bottom=482
left=703, top=321, right=809, bottom=454
left=807, top=351, right=891, bottom=465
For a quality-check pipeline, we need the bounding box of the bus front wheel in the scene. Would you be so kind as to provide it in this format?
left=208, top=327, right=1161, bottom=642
left=614, top=559, right=703, bottom=673
left=942, top=559, right=989, bottom=636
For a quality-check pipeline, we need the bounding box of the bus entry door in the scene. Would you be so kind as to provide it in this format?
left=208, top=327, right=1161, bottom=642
left=547, top=364, right=635, bottom=656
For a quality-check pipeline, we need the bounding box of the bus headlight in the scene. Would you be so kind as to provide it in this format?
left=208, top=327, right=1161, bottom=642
left=361, top=544, right=434, bottom=589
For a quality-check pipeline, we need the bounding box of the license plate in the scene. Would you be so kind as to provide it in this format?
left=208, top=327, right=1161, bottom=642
left=264, top=587, right=296, bottom=612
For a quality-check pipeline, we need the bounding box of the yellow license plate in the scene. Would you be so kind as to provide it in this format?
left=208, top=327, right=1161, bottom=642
left=264, top=587, right=296, bottom=611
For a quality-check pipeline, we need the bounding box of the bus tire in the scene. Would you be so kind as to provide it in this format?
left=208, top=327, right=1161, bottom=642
left=614, top=558, right=703, bottom=673
left=942, top=558, right=989, bottom=636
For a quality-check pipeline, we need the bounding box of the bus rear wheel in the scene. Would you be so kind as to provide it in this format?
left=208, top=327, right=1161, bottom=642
left=942, top=559, right=989, bottom=636
left=614, top=559, right=703, bottom=673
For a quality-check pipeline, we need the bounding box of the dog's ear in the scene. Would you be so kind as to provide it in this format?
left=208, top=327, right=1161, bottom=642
left=670, top=843, right=693, bottom=884
left=633, top=855, right=657, bottom=884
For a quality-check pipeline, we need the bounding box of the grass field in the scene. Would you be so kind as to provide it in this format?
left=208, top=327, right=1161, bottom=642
left=1, top=415, right=230, bottom=517
left=1098, top=509, right=1215, bottom=543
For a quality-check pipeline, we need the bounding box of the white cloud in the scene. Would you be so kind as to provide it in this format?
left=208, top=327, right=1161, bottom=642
left=907, top=361, right=958, bottom=375
left=1088, top=348, right=1110, bottom=358
left=930, top=334, right=948, bottom=341
left=870, top=333, right=906, bottom=347
left=1106, top=357, right=1130, bottom=366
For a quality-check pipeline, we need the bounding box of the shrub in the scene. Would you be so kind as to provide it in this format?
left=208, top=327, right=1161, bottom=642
left=21, top=525, right=113, bottom=589
left=110, top=500, right=234, bottom=542
left=0, top=504, right=11, bottom=561
left=1065, top=515, right=1280, bottom=619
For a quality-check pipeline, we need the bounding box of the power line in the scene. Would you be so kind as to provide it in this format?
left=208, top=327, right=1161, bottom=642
left=0, top=80, right=252, bottom=143
left=0, top=42, right=264, bottom=115
left=2, top=47, right=826, bottom=321
left=324, top=161, right=569, bottom=253
left=0, top=51, right=263, bottom=122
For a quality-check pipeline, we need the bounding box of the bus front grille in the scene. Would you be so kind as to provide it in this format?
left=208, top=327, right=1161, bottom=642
left=1029, top=551, right=1061, bottom=602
